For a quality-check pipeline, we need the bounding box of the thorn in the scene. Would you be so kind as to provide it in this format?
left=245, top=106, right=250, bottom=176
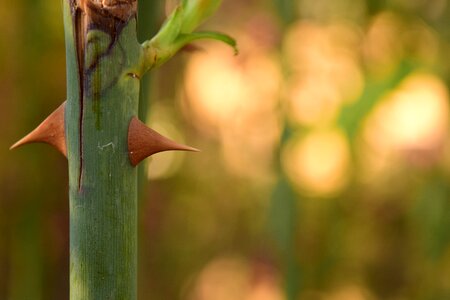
left=10, top=102, right=67, bottom=157
left=128, top=116, right=199, bottom=166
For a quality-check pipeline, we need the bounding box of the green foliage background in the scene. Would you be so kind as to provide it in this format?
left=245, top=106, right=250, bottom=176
left=0, top=0, right=449, bottom=299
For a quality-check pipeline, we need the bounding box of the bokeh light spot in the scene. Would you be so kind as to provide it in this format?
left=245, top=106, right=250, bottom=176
left=283, top=129, right=351, bottom=196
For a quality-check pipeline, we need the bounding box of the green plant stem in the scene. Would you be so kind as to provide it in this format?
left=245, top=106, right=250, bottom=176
left=63, top=1, right=142, bottom=299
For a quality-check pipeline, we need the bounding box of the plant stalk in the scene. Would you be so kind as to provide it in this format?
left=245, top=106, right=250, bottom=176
left=63, top=1, right=141, bottom=298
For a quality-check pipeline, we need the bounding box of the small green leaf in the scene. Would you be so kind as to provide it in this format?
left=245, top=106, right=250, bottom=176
left=176, top=31, right=238, bottom=55
left=140, top=0, right=237, bottom=73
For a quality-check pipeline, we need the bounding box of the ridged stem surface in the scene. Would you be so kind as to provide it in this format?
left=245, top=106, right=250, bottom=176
left=63, top=1, right=142, bottom=298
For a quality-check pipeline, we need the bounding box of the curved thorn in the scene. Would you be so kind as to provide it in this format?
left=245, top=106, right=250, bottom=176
left=128, top=116, right=199, bottom=167
left=10, top=102, right=67, bottom=157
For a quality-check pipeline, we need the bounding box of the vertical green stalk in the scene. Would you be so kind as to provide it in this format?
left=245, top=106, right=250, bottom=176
left=63, top=1, right=141, bottom=299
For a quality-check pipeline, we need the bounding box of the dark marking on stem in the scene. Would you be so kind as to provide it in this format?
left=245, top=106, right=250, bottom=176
left=86, top=37, right=115, bottom=72
left=85, top=28, right=124, bottom=91
left=84, top=33, right=122, bottom=105
left=74, top=4, right=86, bottom=191
left=85, top=37, right=126, bottom=115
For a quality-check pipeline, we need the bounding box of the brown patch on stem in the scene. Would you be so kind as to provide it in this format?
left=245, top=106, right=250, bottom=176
left=11, top=102, right=67, bottom=157
left=77, top=0, right=137, bottom=26
left=128, top=117, right=199, bottom=167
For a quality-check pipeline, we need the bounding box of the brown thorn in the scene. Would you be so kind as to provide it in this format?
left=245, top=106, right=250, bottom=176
left=128, top=116, right=199, bottom=167
left=10, top=102, right=67, bottom=157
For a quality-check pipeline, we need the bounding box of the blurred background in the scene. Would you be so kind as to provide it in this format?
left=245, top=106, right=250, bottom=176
left=1, top=0, right=450, bottom=299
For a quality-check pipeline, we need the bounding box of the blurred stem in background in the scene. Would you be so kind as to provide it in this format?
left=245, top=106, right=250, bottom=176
left=138, top=1, right=162, bottom=123
left=413, top=172, right=450, bottom=299
left=9, top=212, right=43, bottom=300
left=136, top=0, right=161, bottom=212
left=268, top=169, right=302, bottom=300
left=273, top=0, right=296, bottom=25
left=8, top=1, right=59, bottom=299
left=268, top=1, right=301, bottom=299
left=136, top=2, right=162, bottom=298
